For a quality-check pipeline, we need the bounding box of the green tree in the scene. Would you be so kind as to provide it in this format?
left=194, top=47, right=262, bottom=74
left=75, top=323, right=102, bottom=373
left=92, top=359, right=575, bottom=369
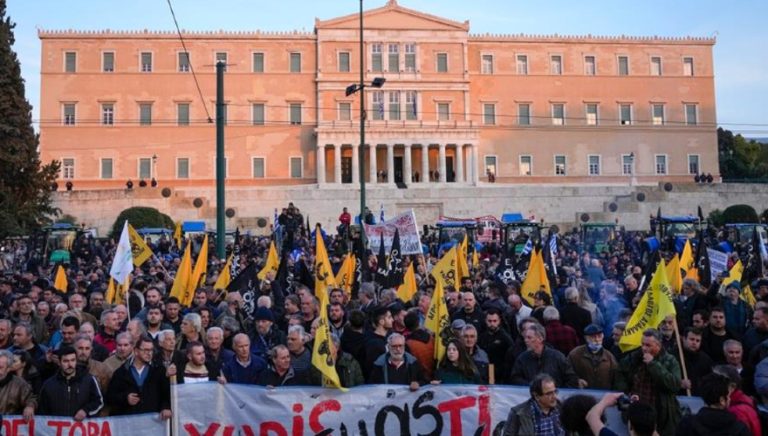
left=0, top=1, right=60, bottom=239
left=111, top=207, right=174, bottom=238
left=718, top=127, right=768, bottom=180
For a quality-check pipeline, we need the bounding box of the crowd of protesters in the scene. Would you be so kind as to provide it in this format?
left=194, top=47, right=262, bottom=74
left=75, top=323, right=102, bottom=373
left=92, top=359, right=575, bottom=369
left=0, top=205, right=766, bottom=436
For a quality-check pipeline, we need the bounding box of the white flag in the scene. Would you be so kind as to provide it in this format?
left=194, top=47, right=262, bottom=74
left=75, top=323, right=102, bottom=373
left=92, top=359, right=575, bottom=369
left=110, top=221, right=133, bottom=284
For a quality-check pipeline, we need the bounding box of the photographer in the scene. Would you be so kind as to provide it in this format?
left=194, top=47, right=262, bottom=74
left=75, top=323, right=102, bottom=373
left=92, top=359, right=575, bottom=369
left=586, top=392, right=657, bottom=436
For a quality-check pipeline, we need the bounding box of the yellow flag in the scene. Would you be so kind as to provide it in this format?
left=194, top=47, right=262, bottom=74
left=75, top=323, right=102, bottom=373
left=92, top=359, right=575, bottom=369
left=521, top=249, right=551, bottom=306
left=311, top=289, right=346, bottom=390
left=173, top=221, right=182, bottom=250
left=314, top=227, right=337, bottom=302
left=54, top=265, right=68, bottom=293
left=214, top=254, right=233, bottom=290
left=258, top=241, right=279, bottom=280
left=725, top=260, right=744, bottom=286
left=665, top=254, right=683, bottom=293
left=472, top=248, right=480, bottom=270
left=431, top=246, right=458, bottom=289
left=680, top=240, right=695, bottom=278
left=105, top=276, right=130, bottom=305
left=184, top=234, right=209, bottom=306
left=457, top=235, right=469, bottom=281
left=425, top=280, right=450, bottom=362
left=335, top=253, right=356, bottom=296
left=743, top=285, right=757, bottom=308
left=397, top=263, right=418, bottom=303
left=619, top=260, right=677, bottom=352
left=170, top=243, right=193, bottom=304
left=127, top=224, right=154, bottom=267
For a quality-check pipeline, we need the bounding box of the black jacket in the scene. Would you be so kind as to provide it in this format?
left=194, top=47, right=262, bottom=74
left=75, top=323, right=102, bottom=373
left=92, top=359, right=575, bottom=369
left=675, top=407, right=750, bottom=436
left=257, top=365, right=310, bottom=386
left=560, top=302, right=592, bottom=342
left=38, top=367, right=104, bottom=417
left=106, top=359, right=171, bottom=415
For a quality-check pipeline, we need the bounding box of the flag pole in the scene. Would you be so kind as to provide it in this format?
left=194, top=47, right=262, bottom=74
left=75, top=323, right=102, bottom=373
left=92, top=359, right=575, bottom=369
left=672, top=318, right=691, bottom=396
left=170, top=375, right=179, bottom=435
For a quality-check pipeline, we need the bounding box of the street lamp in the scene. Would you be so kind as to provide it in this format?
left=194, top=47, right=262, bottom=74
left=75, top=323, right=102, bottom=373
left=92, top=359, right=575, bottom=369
left=628, top=152, right=635, bottom=186
left=345, top=0, right=386, bottom=286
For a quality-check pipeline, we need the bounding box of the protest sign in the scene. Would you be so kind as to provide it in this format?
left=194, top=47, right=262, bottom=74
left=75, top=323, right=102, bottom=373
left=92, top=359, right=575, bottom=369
left=364, top=210, right=421, bottom=255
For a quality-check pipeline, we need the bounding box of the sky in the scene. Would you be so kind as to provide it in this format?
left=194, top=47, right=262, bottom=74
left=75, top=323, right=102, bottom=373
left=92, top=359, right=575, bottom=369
left=7, top=0, right=768, bottom=138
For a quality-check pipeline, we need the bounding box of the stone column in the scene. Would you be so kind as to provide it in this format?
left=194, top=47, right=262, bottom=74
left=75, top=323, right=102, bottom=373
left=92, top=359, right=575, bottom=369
left=455, top=144, right=464, bottom=183
left=317, top=144, right=326, bottom=185
left=351, top=143, right=359, bottom=185
left=421, top=144, right=429, bottom=183
left=334, top=144, right=342, bottom=184
left=403, top=144, right=413, bottom=184
left=471, top=143, right=480, bottom=185
left=386, top=143, right=395, bottom=185
left=438, top=143, right=447, bottom=183
left=369, top=144, right=377, bottom=184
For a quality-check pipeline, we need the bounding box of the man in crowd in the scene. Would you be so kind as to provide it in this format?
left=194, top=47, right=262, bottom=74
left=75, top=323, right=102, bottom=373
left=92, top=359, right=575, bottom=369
left=364, top=306, right=392, bottom=377
left=542, top=306, right=580, bottom=356
left=106, top=336, right=171, bottom=419
left=145, top=305, right=169, bottom=339
left=74, top=334, right=111, bottom=392
left=11, top=294, right=47, bottom=344
left=461, top=324, right=490, bottom=383
left=559, top=287, right=592, bottom=343
left=567, top=324, right=617, bottom=389
left=0, top=349, right=35, bottom=420
left=701, top=307, right=736, bottom=364
left=104, top=332, right=134, bottom=375
left=452, top=292, right=485, bottom=334
left=479, top=308, right=513, bottom=383
left=509, top=323, right=579, bottom=388
left=205, top=327, right=233, bottom=374
left=369, top=333, right=424, bottom=390
left=258, top=344, right=309, bottom=387
left=675, top=373, right=750, bottom=435
left=250, top=307, right=286, bottom=361
left=502, top=374, right=564, bottom=436
left=679, top=327, right=713, bottom=396
left=586, top=392, right=658, bottom=436
left=38, top=346, right=104, bottom=419
left=286, top=325, right=311, bottom=373
left=178, top=341, right=221, bottom=384
left=221, top=333, right=266, bottom=384
left=94, top=309, right=119, bottom=354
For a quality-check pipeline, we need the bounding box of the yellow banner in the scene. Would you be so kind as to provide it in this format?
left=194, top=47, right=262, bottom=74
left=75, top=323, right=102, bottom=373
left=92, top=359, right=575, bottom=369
left=214, top=254, right=233, bottom=290
left=170, top=243, right=193, bottom=304
left=311, top=289, right=346, bottom=390
left=314, top=227, right=337, bottom=302
left=425, top=280, right=450, bottom=362
left=397, top=263, right=418, bottom=303
left=258, top=241, right=279, bottom=280
left=665, top=253, right=682, bottom=294
left=521, top=249, right=551, bottom=306
left=619, top=260, right=676, bottom=352
left=184, top=235, right=208, bottom=306
left=431, top=246, right=457, bottom=289
left=127, top=224, right=154, bottom=267
left=335, top=253, right=356, bottom=296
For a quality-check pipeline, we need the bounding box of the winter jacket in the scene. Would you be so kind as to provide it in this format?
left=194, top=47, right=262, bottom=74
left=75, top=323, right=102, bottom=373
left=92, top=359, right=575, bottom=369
left=369, top=352, right=425, bottom=386
left=257, top=365, right=310, bottom=386
left=434, top=364, right=482, bottom=384
left=675, top=406, right=750, bottom=436
left=406, top=329, right=435, bottom=380
left=250, top=327, right=287, bottom=361
left=509, top=346, right=579, bottom=388
left=502, top=398, right=563, bottom=436
left=567, top=345, right=618, bottom=390
left=728, top=389, right=762, bottom=436
left=38, top=368, right=104, bottom=417
left=222, top=355, right=267, bottom=385
left=0, top=373, right=36, bottom=414
left=105, top=359, right=170, bottom=415
left=617, top=349, right=681, bottom=436
left=310, top=352, right=364, bottom=388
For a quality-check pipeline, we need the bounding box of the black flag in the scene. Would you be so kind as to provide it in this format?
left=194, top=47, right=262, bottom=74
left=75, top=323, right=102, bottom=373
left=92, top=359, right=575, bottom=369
left=387, top=229, right=404, bottom=288
left=694, top=229, right=711, bottom=288
left=375, top=233, right=390, bottom=287
left=227, top=262, right=258, bottom=320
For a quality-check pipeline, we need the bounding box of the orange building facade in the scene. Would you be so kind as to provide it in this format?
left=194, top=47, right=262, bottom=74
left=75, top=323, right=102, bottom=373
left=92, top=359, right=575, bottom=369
left=39, top=0, right=717, bottom=191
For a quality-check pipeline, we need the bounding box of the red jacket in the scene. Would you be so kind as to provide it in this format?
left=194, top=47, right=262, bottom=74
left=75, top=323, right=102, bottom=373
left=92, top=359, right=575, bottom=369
left=545, top=320, right=580, bottom=356
left=729, top=389, right=762, bottom=436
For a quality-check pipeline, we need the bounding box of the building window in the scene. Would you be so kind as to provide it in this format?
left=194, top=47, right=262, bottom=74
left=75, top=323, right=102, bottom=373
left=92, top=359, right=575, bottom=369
left=588, top=155, right=601, bottom=176
left=688, top=155, right=700, bottom=175
left=63, top=104, right=76, bottom=125
left=519, top=155, right=532, bottom=176
left=683, top=57, right=694, bottom=76
left=622, top=155, right=634, bottom=175
left=388, top=44, right=399, bottom=72
left=338, top=102, right=351, bottom=121
left=485, top=156, right=497, bottom=178
left=252, top=103, right=265, bottom=125
left=685, top=104, right=698, bottom=125
left=551, top=103, right=565, bottom=125
left=139, top=103, right=152, bottom=126
left=516, top=55, right=528, bottom=75
left=338, top=52, right=350, bottom=72
left=617, top=56, right=629, bottom=76
left=483, top=103, right=496, bottom=125
left=289, top=103, right=302, bottom=125
left=437, top=103, right=450, bottom=121
left=655, top=155, right=667, bottom=175
left=584, top=55, right=596, bottom=75
left=650, top=56, right=662, bottom=76
left=652, top=104, right=665, bottom=125
left=371, top=43, right=383, bottom=72
left=138, top=158, right=152, bottom=179
left=518, top=104, right=531, bottom=126
left=372, top=91, right=384, bottom=121
left=405, top=91, right=417, bottom=120
left=140, top=52, right=152, bottom=72
left=178, top=52, right=190, bottom=72
left=481, top=54, right=494, bottom=74
left=101, top=103, right=114, bottom=125
left=101, top=158, right=113, bottom=179
left=290, top=157, right=303, bottom=179
left=436, top=53, right=448, bottom=73
left=177, top=103, right=190, bottom=126
left=215, top=52, right=228, bottom=72
left=554, top=155, right=566, bottom=175
left=550, top=55, right=562, bottom=75
left=388, top=92, right=401, bottom=121
left=619, top=104, right=632, bottom=125
left=405, top=44, right=416, bottom=72
left=252, top=157, right=265, bottom=178
left=586, top=103, right=598, bottom=125
left=64, top=52, right=76, bottom=73
left=253, top=52, right=264, bottom=73
left=177, top=158, right=190, bottom=179
left=102, top=52, right=114, bottom=72
left=62, top=159, right=75, bottom=179
left=290, top=53, right=301, bottom=73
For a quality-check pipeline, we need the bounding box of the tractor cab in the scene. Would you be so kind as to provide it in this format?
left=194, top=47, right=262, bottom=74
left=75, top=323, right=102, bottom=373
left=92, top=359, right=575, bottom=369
left=501, top=213, right=542, bottom=256
left=581, top=223, right=620, bottom=255
left=435, top=219, right=477, bottom=255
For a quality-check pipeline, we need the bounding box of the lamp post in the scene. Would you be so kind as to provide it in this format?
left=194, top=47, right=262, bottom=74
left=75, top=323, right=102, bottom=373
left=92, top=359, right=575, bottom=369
left=628, top=152, right=635, bottom=187
left=346, top=0, right=385, bottom=284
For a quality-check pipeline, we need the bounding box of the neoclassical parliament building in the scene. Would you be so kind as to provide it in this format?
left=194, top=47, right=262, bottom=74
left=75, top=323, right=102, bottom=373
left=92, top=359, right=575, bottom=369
left=39, top=0, right=716, bottom=192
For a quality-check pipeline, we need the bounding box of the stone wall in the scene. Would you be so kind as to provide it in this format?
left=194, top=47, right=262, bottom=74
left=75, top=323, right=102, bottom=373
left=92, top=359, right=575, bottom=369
left=53, top=183, right=768, bottom=237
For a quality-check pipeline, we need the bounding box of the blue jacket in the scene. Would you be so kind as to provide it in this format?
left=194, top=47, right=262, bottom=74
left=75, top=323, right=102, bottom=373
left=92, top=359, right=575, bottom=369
left=221, top=354, right=267, bottom=384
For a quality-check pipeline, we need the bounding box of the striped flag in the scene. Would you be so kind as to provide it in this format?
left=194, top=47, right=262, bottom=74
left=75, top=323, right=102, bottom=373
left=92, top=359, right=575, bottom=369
left=521, top=238, right=534, bottom=256
left=379, top=204, right=385, bottom=223
left=548, top=234, right=558, bottom=275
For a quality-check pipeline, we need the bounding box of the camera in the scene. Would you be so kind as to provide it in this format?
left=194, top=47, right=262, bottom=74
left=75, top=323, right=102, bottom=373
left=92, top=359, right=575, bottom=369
left=616, top=394, right=632, bottom=412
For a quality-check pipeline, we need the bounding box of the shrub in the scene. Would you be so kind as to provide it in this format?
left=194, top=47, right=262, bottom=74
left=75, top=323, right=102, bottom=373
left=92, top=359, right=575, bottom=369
left=707, top=209, right=724, bottom=227
left=55, top=214, right=78, bottom=226
left=721, top=204, right=758, bottom=224
left=111, top=207, right=173, bottom=238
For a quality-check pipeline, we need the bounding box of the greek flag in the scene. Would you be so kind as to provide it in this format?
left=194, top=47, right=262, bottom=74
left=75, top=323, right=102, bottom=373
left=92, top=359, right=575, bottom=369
left=378, top=99, right=384, bottom=118
left=549, top=234, right=558, bottom=275
left=521, top=238, right=534, bottom=256
left=379, top=204, right=385, bottom=223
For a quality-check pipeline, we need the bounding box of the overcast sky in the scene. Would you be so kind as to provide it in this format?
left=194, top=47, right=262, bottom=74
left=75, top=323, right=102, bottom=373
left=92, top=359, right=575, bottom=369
left=7, top=0, right=768, bottom=137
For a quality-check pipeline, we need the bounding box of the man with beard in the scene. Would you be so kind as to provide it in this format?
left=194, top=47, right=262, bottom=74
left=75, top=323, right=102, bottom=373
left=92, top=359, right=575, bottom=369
left=370, top=333, right=424, bottom=390
left=74, top=335, right=111, bottom=392
left=249, top=307, right=286, bottom=362
left=364, top=306, right=392, bottom=379
left=701, top=307, right=736, bottom=364
left=328, top=302, right=347, bottom=338
left=479, top=309, right=512, bottom=383
left=164, top=297, right=182, bottom=334
left=452, top=292, right=485, bottom=334
left=145, top=306, right=170, bottom=340
left=679, top=327, right=713, bottom=396
left=177, top=342, right=221, bottom=384
left=38, top=346, right=103, bottom=419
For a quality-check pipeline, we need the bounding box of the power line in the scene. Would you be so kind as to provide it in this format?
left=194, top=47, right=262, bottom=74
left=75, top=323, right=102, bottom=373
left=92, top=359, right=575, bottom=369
left=165, top=0, right=212, bottom=123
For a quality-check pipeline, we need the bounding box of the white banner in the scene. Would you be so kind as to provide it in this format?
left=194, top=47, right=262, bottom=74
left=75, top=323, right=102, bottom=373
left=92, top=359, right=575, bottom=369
left=2, top=413, right=166, bottom=436
left=174, top=383, right=703, bottom=436
left=708, top=248, right=729, bottom=281
left=364, top=210, right=422, bottom=255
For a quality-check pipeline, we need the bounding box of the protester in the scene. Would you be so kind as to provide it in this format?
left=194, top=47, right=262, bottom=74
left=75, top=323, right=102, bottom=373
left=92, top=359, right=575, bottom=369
left=432, top=339, right=481, bottom=384
left=675, top=373, right=750, bottom=436
left=369, top=333, right=424, bottom=390
left=509, top=323, right=579, bottom=388
left=106, top=336, right=171, bottom=419
left=38, top=346, right=104, bottom=419
left=568, top=324, right=617, bottom=389
left=502, top=374, right=564, bottom=436
left=586, top=392, right=658, bottom=436
left=0, top=349, right=35, bottom=420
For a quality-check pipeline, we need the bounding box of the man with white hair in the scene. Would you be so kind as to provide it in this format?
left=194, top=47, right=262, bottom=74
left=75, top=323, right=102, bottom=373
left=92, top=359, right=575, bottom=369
left=369, top=333, right=424, bottom=390
left=506, top=294, right=532, bottom=336
left=559, top=287, right=592, bottom=343
left=542, top=306, right=580, bottom=355
left=286, top=325, right=311, bottom=373
left=0, top=349, right=35, bottom=420
left=104, top=332, right=134, bottom=375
